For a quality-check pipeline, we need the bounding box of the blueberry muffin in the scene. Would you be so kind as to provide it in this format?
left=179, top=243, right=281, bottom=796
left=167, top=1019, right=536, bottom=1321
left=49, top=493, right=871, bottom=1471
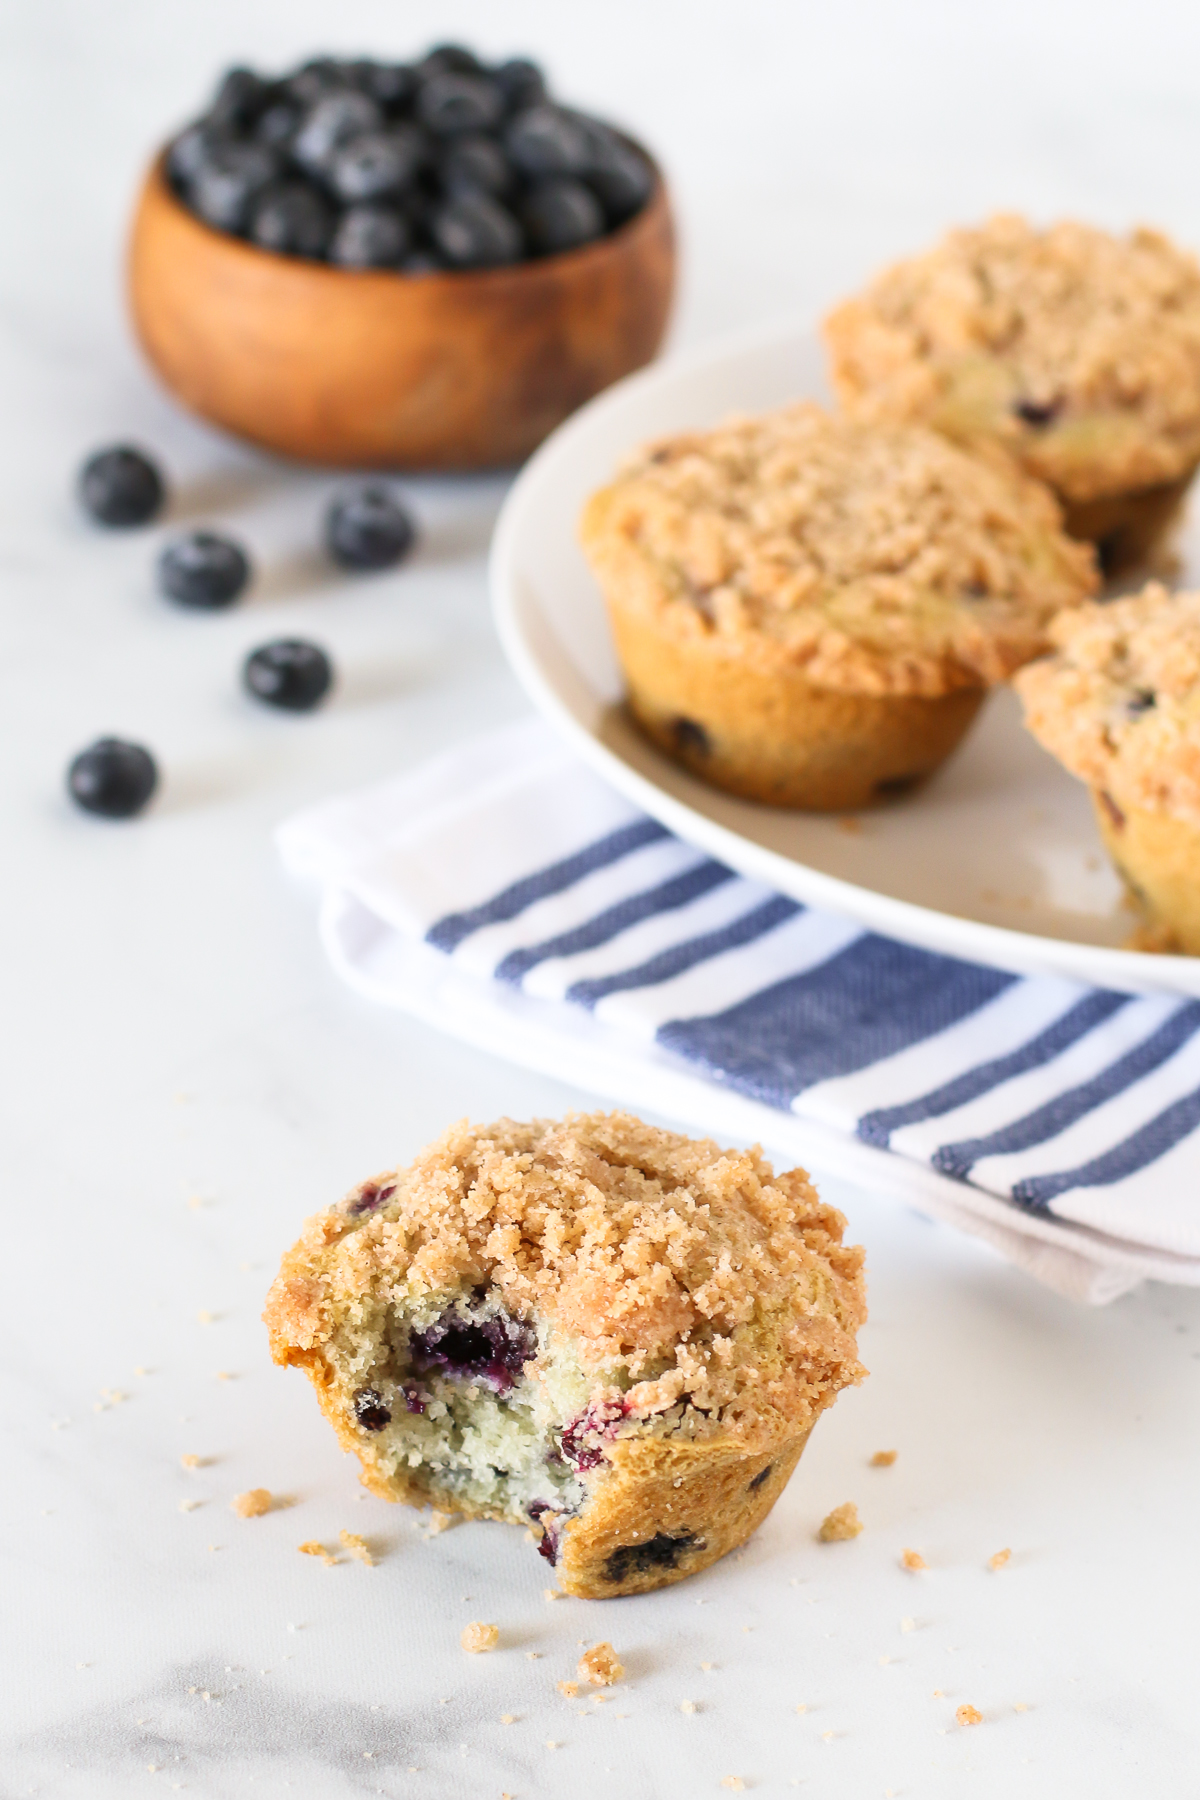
left=825, top=215, right=1200, bottom=573
left=264, top=1112, right=866, bottom=1598
left=1016, top=582, right=1200, bottom=953
left=578, top=403, right=1096, bottom=810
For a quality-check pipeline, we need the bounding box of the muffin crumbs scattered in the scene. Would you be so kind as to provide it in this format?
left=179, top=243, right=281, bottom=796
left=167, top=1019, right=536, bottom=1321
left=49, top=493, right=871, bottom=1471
left=681, top=1700, right=698, bottom=1713
left=578, top=1643, right=625, bottom=1686
left=819, top=1501, right=863, bottom=1542
left=901, top=1548, right=928, bottom=1571
left=557, top=1681, right=579, bottom=1699
left=870, top=1449, right=898, bottom=1467
left=426, top=1509, right=456, bottom=1535
left=232, top=1489, right=272, bottom=1518
left=721, top=1781, right=745, bottom=1793
left=989, top=1547, right=1012, bottom=1571
left=957, top=1704, right=983, bottom=1727
left=180, top=1454, right=203, bottom=1470
left=339, top=1529, right=374, bottom=1565
left=461, top=1622, right=499, bottom=1654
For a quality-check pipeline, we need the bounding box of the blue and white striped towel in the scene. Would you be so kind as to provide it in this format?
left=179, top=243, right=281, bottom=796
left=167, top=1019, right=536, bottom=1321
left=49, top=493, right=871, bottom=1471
left=278, top=719, right=1200, bottom=1305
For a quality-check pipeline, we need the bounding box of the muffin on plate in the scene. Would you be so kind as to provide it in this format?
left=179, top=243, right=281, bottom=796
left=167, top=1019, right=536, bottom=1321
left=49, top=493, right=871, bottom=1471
left=825, top=215, right=1200, bottom=573
left=1016, top=582, right=1200, bottom=953
left=265, top=1111, right=866, bottom=1598
left=578, top=402, right=1096, bottom=809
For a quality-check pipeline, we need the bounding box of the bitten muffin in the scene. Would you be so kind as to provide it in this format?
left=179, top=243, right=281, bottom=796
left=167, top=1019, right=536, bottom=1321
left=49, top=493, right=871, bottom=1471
left=825, top=215, right=1200, bottom=572
left=579, top=403, right=1096, bottom=809
left=265, top=1112, right=866, bottom=1598
left=1016, top=582, right=1200, bottom=952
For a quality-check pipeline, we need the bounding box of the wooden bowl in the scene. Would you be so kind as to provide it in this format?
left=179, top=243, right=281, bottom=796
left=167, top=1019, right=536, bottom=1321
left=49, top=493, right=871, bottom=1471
left=127, top=150, right=676, bottom=470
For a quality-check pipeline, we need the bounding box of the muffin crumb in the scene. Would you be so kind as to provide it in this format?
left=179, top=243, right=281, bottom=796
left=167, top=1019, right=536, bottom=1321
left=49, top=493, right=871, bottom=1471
left=298, top=1541, right=336, bottom=1566
left=461, top=1622, right=499, bottom=1654
left=339, top=1530, right=375, bottom=1565
left=818, top=1502, right=863, bottom=1542
left=956, top=1704, right=983, bottom=1727
left=557, top=1681, right=579, bottom=1699
left=578, top=1643, right=624, bottom=1686
left=232, top=1488, right=272, bottom=1518
left=989, top=1548, right=1012, bottom=1571
left=870, top=1450, right=898, bottom=1467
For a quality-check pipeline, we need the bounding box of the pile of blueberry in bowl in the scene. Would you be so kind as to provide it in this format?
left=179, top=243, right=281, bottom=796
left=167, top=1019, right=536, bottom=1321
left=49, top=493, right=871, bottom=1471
left=167, top=43, right=656, bottom=270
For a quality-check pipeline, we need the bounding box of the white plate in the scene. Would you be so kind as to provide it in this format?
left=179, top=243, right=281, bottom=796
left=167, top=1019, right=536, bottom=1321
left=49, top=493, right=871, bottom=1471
left=490, top=320, right=1200, bottom=998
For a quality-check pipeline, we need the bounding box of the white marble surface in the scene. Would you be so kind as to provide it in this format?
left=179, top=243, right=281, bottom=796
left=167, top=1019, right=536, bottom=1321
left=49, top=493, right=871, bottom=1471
left=6, top=2, right=1200, bottom=1794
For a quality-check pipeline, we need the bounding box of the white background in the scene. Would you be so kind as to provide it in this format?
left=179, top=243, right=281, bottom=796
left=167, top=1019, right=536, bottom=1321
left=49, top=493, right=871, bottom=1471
left=4, top=2, right=1200, bottom=1795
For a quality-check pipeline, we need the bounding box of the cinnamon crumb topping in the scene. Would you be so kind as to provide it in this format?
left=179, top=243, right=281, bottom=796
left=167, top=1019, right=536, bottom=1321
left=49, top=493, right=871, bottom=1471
left=1016, top=582, right=1200, bottom=823
left=580, top=404, right=1095, bottom=697
left=826, top=215, right=1200, bottom=502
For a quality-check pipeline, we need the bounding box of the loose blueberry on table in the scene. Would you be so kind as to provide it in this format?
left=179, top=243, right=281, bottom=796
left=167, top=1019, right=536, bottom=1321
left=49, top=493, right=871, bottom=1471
left=326, top=486, right=415, bottom=570
left=166, top=46, right=654, bottom=271
left=67, top=738, right=158, bottom=818
left=78, top=445, right=165, bottom=527
left=243, top=639, right=333, bottom=712
left=158, top=530, right=251, bottom=608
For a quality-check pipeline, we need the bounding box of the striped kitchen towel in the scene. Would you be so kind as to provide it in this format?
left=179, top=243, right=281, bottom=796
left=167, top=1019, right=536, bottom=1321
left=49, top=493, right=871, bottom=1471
left=278, top=718, right=1200, bottom=1304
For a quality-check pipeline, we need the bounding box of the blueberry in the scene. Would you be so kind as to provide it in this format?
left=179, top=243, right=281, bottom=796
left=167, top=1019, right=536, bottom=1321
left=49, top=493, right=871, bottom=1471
left=292, top=90, right=383, bottom=175
left=243, top=638, right=333, bottom=711
left=415, top=44, right=483, bottom=79
left=505, top=104, right=590, bottom=178
left=249, top=183, right=334, bottom=257
left=521, top=178, right=604, bottom=254
left=207, top=66, right=271, bottom=129
left=329, top=205, right=410, bottom=268
left=1014, top=397, right=1062, bottom=428
left=416, top=72, right=504, bottom=137
left=167, top=120, right=231, bottom=188
left=78, top=445, right=165, bottom=527
left=603, top=1532, right=700, bottom=1584
left=254, top=101, right=301, bottom=150
left=401, top=250, right=446, bottom=274
left=187, top=142, right=281, bottom=231
left=579, top=130, right=653, bottom=223
left=352, top=1386, right=392, bottom=1432
left=158, top=531, right=251, bottom=608
left=492, top=57, right=546, bottom=111
left=67, top=738, right=158, bottom=819
left=285, top=58, right=351, bottom=108
left=326, top=487, right=416, bottom=569
left=1127, top=689, right=1158, bottom=716
left=438, top=133, right=512, bottom=199
left=431, top=193, right=523, bottom=268
left=327, top=128, right=424, bottom=203
left=358, top=61, right=417, bottom=111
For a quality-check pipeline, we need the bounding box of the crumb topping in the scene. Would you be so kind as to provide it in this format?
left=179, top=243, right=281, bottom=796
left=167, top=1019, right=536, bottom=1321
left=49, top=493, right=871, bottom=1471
left=901, top=1548, right=928, bottom=1571
left=461, top=1621, right=499, bottom=1653
left=578, top=1642, right=624, bottom=1686
left=339, top=1529, right=375, bottom=1565
left=826, top=216, right=1200, bottom=501
left=231, top=1488, right=271, bottom=1518
left=956, top=1704, right=983, bottom=1726
left=1015, top=582, right=1200, bottom=823
left=298, top=1540, right=336, bottom=1565
left=265, top=1112, right=866, bottom=1446
left=818, top=1501, right=863, bottom=1542
left=580, top=403, right=1095, bottom=696
left=870, top=1449, right=898, bottom=1467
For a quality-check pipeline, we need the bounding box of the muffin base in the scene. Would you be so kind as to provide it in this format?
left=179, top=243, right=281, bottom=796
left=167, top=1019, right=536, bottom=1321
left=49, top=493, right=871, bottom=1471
left=1092, top=790, right=1200, bottom=954
left=611, top=607, right=985, bottom=810
left=306, top=1336, right=817, bottom=1597
left=1062, top=471, right=1195, bottom=577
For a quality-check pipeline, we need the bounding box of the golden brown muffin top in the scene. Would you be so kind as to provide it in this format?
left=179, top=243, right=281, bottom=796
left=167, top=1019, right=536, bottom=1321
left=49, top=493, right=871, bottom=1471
left=579, top=402, right=1096, bottom=697
left=1016, top=582, right=1200, bottom=824
left=825, top=216, right=1200, bottom=503
left=265, top=1111, right=866, bottom=1440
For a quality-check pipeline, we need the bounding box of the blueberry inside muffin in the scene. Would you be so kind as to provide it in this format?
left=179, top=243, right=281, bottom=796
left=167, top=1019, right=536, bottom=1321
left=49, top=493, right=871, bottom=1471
left=825, top=216, right=1200, bottom=568
left=265, top=1112, right=866, bottom=1596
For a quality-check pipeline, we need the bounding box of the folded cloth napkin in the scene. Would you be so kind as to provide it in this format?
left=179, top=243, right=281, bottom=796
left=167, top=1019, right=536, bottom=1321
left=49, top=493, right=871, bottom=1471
left=278, top=718, right=1200, bottom=1305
